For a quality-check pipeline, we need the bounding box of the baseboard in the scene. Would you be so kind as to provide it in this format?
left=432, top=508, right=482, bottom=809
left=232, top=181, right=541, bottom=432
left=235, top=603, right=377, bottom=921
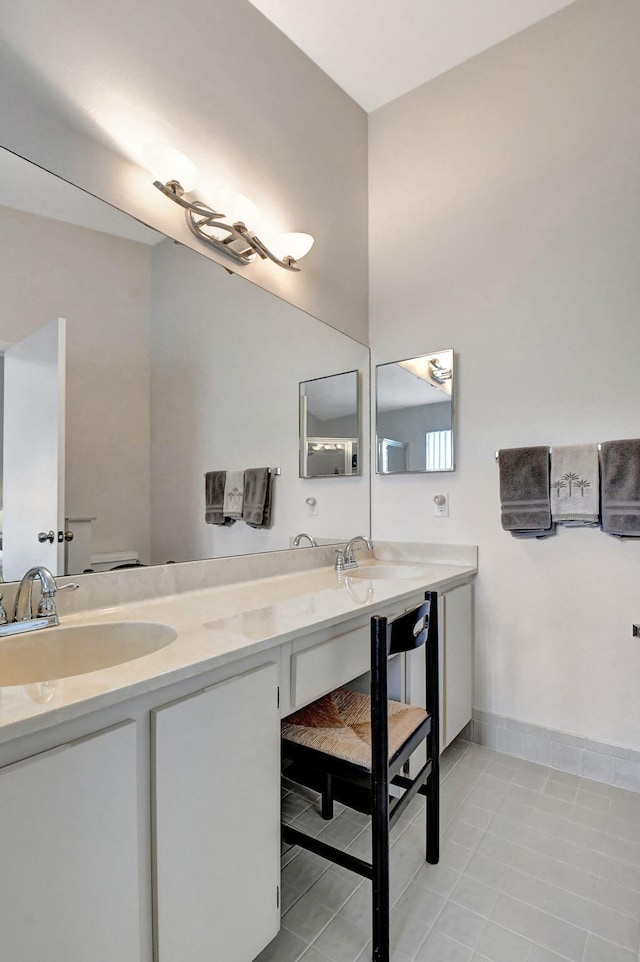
left=470, top=709, right=640, bottom=793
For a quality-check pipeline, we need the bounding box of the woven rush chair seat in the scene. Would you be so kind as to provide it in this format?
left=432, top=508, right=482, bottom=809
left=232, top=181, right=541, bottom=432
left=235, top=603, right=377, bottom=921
left=281, top=687, right=428, bottom=770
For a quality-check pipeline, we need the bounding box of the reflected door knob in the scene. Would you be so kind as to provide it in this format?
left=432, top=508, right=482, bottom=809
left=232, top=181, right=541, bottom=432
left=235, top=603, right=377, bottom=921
left=38, top=530, right=55, bottom=543
left=62, top=531, right=74, bottom=542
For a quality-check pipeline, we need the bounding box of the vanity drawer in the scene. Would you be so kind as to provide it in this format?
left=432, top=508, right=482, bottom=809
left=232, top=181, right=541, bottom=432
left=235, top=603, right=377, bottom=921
left=290, top=624, right=370, bottom=709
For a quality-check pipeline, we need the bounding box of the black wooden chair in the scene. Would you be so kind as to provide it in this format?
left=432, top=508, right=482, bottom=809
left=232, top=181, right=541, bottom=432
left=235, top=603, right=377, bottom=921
left=281, top=591, right=439, bottom=962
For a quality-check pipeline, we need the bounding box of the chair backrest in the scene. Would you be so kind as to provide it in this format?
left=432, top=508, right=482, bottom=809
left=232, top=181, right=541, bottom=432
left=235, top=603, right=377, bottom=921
left=385, top=599, right=431, bottom=657
left=370, top=591, right=439, bottom=759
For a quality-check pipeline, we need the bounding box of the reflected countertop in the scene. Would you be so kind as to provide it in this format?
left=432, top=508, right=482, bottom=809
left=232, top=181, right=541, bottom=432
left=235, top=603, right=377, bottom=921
left=0, top=557, right=476, bottom=745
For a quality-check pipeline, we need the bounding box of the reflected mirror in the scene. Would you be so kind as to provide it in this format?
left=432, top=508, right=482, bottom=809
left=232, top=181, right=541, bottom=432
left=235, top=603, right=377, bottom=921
left=376, top=350, right=454, bottom=474
left=299, top=371, right=360, bottom=478
left=0, top=147, right=370, bottom=580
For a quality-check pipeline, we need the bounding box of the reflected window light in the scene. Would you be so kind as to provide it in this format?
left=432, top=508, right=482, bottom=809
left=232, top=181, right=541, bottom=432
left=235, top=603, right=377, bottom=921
left=425, top=430, right=453, bottom=472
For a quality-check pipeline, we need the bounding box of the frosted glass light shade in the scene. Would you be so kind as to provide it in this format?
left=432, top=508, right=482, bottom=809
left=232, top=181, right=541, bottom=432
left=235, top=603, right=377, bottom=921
left=142, top=144, right=197, bottom=192
left=267, top=232, right=314, bottom=262
left=214, top=190, right=260, bottom=228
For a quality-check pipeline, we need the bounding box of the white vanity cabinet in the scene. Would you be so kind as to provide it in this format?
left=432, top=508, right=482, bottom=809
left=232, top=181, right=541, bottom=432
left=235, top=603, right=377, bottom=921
left=0, top=555, right=476, bottom=962
left=152, top=662, right=280, bottom=962
left=404, top=580, right=473, bottom=752
left=282, top=577, right=473, bottom=753
left=0, top=720, right=141, bottom=962
left=441, top=582, right=473, bottom=746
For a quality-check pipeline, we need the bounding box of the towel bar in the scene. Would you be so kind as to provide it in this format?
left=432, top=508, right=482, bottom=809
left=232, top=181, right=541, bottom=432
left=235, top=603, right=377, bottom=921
left=203, top=467, right=281, bottom=476
left=494, top=445, right=601, bottom=461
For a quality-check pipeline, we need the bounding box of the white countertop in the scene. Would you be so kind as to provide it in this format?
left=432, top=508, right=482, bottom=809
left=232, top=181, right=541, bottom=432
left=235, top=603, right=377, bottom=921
left=0, top=558, right=476, bottom=744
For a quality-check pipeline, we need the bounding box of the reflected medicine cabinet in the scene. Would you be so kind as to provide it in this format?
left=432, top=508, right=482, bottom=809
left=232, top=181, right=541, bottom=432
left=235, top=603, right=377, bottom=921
left=299, top=370, right=360, bottom=478
left=376, top=350, right=454, bottom=474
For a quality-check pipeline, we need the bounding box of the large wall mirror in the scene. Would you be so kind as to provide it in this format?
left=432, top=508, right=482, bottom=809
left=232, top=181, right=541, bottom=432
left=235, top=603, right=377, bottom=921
left=376, top=350, right=454, bottom=474
left=0, top=148, right=370, bottom=581
left=299, top=371, right=360, bottom=478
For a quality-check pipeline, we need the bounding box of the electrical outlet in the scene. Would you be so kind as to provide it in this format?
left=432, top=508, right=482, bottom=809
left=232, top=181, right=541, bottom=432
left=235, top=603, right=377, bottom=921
left=306, top=496, right=319, bottom=517
left=433, top=493, right=449, bottom=517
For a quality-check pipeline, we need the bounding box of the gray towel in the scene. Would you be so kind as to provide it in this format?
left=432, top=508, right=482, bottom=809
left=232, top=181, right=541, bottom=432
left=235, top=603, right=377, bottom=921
left=498, top=446, right=553, bottom=536
left=601, top=439, right=640, bottom=536
left=205, top=471, right=235, bottom=526
left=243, top=467, right=273, bottom=528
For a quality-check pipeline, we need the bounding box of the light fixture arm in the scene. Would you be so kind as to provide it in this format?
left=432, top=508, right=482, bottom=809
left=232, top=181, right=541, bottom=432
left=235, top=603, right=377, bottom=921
left=153, top=180, right=302, bottom=271
left=428, top=358, right=453, bottom=383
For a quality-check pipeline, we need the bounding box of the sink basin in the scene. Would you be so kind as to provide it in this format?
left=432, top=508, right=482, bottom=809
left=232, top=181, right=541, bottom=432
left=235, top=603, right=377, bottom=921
left=0, top=621, right=177, bottom=686
left=348, top=565, right=431, bottom=580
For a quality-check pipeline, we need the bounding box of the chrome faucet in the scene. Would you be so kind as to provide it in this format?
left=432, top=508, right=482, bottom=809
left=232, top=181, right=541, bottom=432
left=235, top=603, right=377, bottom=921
left=0, top=567, right=79, bottom=638
left=293, top=533, right=318, bottom=547
left=335, top=535, right=374, bottom=572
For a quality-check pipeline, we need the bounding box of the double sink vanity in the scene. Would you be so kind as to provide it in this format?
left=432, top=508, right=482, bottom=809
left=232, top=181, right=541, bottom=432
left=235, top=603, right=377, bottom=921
left=0, top=540, right=476, bottom=962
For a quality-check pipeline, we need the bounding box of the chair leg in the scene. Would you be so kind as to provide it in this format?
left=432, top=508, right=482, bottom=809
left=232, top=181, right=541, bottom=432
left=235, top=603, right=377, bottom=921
left=371, top=785, right=390, bottom=961
left=372, top=834, right=390, bottom=960
left=321, top=772, right=334, bottom=820
left=425, top=758, right=440, bottom=865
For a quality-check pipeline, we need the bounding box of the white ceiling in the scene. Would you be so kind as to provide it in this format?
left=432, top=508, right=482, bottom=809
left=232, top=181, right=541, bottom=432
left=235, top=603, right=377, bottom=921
left=247, top=0, right=577, bottom=112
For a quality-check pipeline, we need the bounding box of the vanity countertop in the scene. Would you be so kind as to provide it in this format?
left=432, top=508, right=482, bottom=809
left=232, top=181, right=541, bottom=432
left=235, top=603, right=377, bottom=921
left=0, top=558, right=476, bottom=744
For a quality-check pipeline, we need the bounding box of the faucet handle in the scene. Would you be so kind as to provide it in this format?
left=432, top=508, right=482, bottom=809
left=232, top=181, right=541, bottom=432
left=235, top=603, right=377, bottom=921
left=0, top=594, right=7, bottom=626
left=37, top=594, right=57, bottom=617
left=39, top=581, right=79, bottom=599
left=334, top=548, right=346, bottom=570
left=37, top=582, right=79, bottom=618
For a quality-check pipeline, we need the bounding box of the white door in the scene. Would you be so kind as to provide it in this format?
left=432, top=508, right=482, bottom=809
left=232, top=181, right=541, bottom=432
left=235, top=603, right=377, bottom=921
left=3, top=317, right=66, bottom=581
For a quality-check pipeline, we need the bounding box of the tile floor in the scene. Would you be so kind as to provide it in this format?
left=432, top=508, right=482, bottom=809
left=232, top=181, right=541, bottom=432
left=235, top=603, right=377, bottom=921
left=255, top=739, right=640, bottom=962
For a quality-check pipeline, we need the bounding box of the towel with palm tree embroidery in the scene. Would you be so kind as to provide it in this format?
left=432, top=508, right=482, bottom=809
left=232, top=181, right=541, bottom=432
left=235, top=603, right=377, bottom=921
left=550, top=444, right=600, bottom=524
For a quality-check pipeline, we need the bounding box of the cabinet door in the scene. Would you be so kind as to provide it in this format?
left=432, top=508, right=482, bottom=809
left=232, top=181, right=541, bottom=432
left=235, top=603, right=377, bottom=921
left=152, top=662, right=280, bottom=962
left=443, top=582, right=473, bottom=746
left=405, top=583, right=473, bottom=757
left=0, top=721, right=141, bottom=962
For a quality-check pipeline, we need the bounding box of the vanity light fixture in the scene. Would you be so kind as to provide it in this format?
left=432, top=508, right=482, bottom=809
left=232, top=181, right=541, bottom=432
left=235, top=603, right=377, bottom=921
left=398, top=353, right=453, bottom=394
left=142, top=144, right=314, bottom=272
left=428, top=358, right=453, bottom=384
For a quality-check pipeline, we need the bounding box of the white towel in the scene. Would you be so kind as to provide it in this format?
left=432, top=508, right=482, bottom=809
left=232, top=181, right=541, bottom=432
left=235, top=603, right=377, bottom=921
left=550, top=444, right=600, bottom=524
left=223, top=470, right=245, bottom=519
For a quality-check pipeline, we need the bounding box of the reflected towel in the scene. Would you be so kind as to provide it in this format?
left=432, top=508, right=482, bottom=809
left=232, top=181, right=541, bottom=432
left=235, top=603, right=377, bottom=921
left=511, top=527, right=557, bottom=540
left=498, top=446, right=553, bottom=537
left=243, top=467, right=273, bottom=528
left=601, top=439, right=640, bottom=536
left=223, top=470, right=245, bottom=519
left=550, top=444, right=600, bottom=525
left=205, top=471, right=235, bottom=526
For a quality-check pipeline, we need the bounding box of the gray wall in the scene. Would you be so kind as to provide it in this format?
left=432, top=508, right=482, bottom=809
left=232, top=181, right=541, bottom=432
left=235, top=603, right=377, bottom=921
left=0, top=204, right=151, bottom=561
left=307, top=412, right=359, bottom=438
left=0, top=0, right=368, bottom=343
left=149, top=239, right=369, bottom=562
left=378, top=403, right=452, bottom=472
left=369, top=0, right=640, bottom=749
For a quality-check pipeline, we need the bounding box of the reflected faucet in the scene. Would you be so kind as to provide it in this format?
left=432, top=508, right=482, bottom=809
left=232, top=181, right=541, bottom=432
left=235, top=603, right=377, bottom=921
left=293, top=533, right=318, bottom=547
left=0, top=567, right=79, bottom=638
left=335, top=536, right=374, bottom=572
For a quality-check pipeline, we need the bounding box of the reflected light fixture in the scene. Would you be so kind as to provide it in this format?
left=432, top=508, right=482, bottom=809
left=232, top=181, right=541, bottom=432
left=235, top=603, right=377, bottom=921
left=428, top=358, right=453, bottom=385
left=398, top=353, right=453, bottom=395
left=142, top=144, right=314, bottom=272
